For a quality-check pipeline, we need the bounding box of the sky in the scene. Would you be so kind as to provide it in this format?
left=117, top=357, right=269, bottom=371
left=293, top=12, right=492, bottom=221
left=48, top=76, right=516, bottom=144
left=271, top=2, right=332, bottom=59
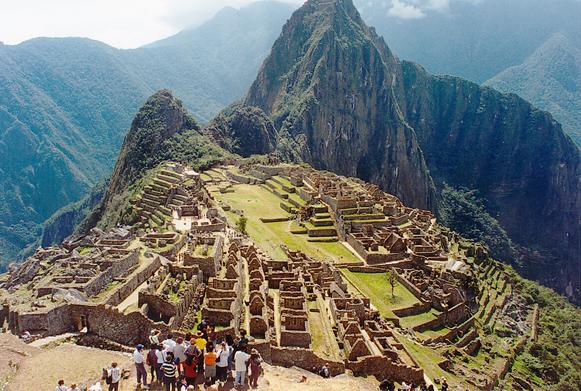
left=0, top=0, right=305, bottom=49
left=0, top=0, right=472, bottom=48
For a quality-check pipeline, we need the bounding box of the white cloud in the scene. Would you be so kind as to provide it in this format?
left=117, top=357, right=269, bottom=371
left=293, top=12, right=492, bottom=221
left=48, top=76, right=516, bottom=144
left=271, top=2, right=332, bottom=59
left=388, top=0, right=426, bottom=19
left=0, top=0, right=305, bottom=49
left=386, top=0, right=480, bottom=20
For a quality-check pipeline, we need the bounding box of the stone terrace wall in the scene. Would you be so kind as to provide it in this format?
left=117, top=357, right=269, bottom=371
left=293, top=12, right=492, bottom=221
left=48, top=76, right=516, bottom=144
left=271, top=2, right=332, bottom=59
left=105, top=255, right=162, bottom=306
left=346, top=355, right=424, bottom=384
left=70, top=304, right=169, bottom=347
left=270, top=346, right=345, bottom=376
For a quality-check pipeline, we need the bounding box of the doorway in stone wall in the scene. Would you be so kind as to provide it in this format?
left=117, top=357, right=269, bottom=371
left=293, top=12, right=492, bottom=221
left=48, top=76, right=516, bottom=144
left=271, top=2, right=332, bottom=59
left=79, top=315, right=89, bottom=332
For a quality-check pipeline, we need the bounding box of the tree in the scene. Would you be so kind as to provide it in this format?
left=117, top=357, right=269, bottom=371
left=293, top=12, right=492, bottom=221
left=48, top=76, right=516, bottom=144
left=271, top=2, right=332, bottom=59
left=236, top=215, right=248, bottom=235
left=388, top=268, right=396, bottom=298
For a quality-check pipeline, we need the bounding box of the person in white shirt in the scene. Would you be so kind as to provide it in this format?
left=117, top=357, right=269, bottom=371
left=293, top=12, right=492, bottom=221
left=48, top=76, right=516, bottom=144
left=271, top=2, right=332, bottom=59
left=162, top=334, right=177, bottom=352
left=133, top=344, right=148, bottom=388
left=68, top=384, right=80, bottom=391
left=107, top=362, right=121, bottom=391
left=55, top=380, right=67, bottom=391
left=216, top=341, right=232, bottom=384
left=173, top=336, right=187, bottom=375
left=88, top=382, right=102, bottom=391
left=233, top=346, right=250, bottom=388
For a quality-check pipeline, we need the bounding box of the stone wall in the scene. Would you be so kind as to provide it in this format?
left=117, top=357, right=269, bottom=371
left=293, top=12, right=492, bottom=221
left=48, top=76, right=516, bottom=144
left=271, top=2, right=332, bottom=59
left=105, top=255, right=162, bottom=306
left=270, top=346, right=345, bottom=376
left=345, top=355, right=424, bottom=384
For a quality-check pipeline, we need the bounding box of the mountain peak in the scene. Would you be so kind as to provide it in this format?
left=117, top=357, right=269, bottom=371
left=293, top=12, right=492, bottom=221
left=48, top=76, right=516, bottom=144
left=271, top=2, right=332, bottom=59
left=105, top=89, right=198, bottom=197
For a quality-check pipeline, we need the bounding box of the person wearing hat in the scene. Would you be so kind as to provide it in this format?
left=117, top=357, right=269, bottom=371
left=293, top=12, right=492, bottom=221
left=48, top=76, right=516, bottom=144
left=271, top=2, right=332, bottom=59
left=248, top=348, right=263, bottom=388
left=161, top=355, right=178, bottom=391
left=133, top=344, right=148, bottom=388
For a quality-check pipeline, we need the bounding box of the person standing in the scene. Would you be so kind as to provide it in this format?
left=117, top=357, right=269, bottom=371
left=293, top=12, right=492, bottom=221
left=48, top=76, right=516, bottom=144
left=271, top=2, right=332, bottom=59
left=216, top=340, right=232, bottom=385
left=194, top=332, right=207, bottom=373
left=133, top=344, right=148, bottom=388
left=147, top=344, right=158, bottom=383
left=181, top=355, right=197, bottom=386
left=173, top=337, right=187, bottom=376
left=107, top=362, right=121, bottom=391
left=233, top=346, right=250, bottom=389
left=204, top=343, right=217, bottom=386
left=161, top=356, right=178, bottom=391
left=248, top=349, right=263, bottom=388
left=68, top=384, right=80, bottom=391
left=55, top=380, right=67, bottom=391
left=156, top=344, right=165, bottom=382
left=149, top=329, right=160, bottom=347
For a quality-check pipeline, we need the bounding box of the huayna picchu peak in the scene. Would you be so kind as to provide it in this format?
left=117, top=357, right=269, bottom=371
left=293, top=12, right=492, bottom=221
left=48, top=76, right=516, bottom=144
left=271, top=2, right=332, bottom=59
left=0, top=0, right=580, bottom=390
left=210, top=0, right=580, bottom=305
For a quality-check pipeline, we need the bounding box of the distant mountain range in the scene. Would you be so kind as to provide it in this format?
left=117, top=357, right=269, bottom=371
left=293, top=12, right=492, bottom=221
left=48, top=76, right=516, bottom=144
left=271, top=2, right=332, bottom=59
left=1, top=0, right=580, bottom=269
left=0, top=1, right=294, bottom=264
left=486, top=33, right=581, bottom=145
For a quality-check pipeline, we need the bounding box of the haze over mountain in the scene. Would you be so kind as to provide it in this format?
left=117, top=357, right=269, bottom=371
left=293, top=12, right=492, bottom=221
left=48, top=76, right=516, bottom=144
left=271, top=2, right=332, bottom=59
left=486, top=33, right=581, bottom=145
left=209, top=0, right=580, bottom=302
left=0, top=1, right=294, bottom=265
left=360, top=0, right=581, bottom=83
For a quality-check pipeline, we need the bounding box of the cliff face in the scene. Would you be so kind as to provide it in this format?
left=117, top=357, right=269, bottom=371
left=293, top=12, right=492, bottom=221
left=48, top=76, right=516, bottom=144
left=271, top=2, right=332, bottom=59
left=203, top=105, right=277, bottom=156
left=226, top=0, right=580, bottom=302
left=244, top=0, right=436, bottom=210
left=399, top=62, right=580, bottom=297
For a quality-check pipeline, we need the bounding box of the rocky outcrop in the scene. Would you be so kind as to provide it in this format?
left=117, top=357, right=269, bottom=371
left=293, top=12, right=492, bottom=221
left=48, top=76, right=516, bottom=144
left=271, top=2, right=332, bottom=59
left=222, top=0, right=580, bottom=302
left=204, top=104, right=277, bottom=156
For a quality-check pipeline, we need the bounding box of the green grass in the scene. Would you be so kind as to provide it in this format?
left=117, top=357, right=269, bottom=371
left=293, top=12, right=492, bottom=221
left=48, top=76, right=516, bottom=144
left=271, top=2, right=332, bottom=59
left=399, top=309, right=440, bottom=329
left=168, top=280, right=186, bottom=302
left=193, top=244, right=213, bottom=257
left=273, top=175, right=294, bottom=188
left=341, top=270, right=422, bottom=318
left=396, top=335, right=467, bottom=387
left=78, top=246, right=94, bottom=255
left=307, top=300, right=342, bottom=360
left=212, top=183, right=359, bottom=262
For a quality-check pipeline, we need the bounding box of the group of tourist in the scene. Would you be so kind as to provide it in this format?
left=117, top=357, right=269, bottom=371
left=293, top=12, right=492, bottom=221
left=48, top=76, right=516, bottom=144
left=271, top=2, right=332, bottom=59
left=134, top=321, right=262, bottom=390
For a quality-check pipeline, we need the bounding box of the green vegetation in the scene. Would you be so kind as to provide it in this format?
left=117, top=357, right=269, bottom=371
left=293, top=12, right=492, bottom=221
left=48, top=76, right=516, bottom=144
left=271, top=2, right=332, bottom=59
left=236, top=216, right=248, bottom=235
left=439, top=185, right=517, bottom=262
left=211, top=183, right=359, bottom=262
left=341, top=270, right=421, bottom=318
left=507, top=267, right=581, bottom=390
left=0, top=1, right=295, bottom=265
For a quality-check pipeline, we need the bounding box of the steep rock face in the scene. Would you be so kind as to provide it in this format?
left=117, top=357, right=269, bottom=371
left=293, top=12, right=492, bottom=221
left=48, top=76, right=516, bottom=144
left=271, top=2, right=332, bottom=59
left=204, top=105, right=277, bottom=156
left=233, top=0, right=580, bottom=301
left=244, top=0, right=437, bottom=210
left=40, top=180, right=108, bottom=249
left=399, top=62, right=580, bottom=298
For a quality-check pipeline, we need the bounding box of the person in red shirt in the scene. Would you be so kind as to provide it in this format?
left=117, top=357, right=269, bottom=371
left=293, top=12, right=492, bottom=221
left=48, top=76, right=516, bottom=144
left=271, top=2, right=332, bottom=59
left=181, top=354, right=197, bottom=386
